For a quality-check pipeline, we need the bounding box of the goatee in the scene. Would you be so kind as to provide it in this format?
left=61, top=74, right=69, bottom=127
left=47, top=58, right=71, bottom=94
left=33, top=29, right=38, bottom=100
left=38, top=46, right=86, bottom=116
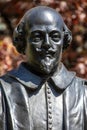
left=40, top=57, right=56, bottom=75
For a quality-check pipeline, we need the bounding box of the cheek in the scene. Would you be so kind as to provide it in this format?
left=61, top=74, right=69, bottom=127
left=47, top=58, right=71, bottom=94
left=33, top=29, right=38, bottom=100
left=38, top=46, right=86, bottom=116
left=56, top=39, right=63, bottom=50
left=31, top=42, right=42, bottom=50
left=27, top=37, right=42, bottom=49
left=55, top=45, right=63, bottom=57
left=50, top=38, right=63, bottom=48
left=55, top=43, right=63, bottom=51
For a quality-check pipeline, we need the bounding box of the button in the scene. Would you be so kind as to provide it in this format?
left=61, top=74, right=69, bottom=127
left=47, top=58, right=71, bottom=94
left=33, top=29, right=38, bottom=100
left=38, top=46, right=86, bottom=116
left=48, top=107, right=52, bottom=111
left=47, top=88, right=51, bottom=93
left=48, top=121, right=52, bottom=125
left=48, top=123, right=52, bottom=129
left=47, top=86, right=50, bottom=89
left=48, top=110, right=52, bottom=114
left=47, top=90, right=51, bottom=94
left=45, top=84, right=53, bottom=130
left=47, top=95, right=51, bottom=99
left=48, top=101, right=52, bottom=108
left=48, top=100, right=51, bottom=104
left=48, top=114, right=52, bottom=119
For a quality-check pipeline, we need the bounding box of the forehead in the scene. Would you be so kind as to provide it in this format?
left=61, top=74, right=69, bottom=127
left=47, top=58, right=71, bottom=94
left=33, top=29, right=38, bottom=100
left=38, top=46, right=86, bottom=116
left=28, top=24, right=63, bottom=34
left=26, top=7, right=64, bottom=33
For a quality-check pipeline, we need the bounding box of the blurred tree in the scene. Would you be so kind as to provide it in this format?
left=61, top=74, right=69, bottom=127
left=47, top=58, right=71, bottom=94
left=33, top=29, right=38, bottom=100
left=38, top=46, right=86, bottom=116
left=0, top=0, right=87, bottom=78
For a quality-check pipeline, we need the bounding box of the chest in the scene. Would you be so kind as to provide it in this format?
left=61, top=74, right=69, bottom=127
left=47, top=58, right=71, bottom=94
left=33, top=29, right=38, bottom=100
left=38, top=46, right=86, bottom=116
left=28, top=82, right=84, bottom=130
left=3, top=81, right=85, bottom=130
left=29, top=83, right=63, bottom=130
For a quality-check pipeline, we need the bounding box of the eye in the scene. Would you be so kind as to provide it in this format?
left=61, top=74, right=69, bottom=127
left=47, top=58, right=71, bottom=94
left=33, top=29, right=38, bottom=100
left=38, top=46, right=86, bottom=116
left=50, top=31, right=61, bottom=42
left=30, top=31, right=43, bottom=42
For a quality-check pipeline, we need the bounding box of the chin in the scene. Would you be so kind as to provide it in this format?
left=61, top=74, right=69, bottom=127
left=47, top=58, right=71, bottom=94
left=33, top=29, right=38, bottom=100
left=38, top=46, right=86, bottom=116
left=40, top=58, right=57, bottom=75
left=41, top=65, right=52, bottom=75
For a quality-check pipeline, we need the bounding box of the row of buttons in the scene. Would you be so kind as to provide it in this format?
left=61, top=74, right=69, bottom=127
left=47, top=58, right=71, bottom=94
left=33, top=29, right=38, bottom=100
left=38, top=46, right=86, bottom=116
left=46, top=82, right=52, bottom=130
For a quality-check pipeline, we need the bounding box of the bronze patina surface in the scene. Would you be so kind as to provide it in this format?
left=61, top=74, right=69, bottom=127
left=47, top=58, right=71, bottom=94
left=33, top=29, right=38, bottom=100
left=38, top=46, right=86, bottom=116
left=0, top=6, right=87, bottom=130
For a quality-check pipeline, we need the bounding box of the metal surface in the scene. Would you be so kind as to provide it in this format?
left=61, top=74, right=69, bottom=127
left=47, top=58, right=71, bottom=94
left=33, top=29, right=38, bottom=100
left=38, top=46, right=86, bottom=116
left=0, top=6, right=87, bottom=130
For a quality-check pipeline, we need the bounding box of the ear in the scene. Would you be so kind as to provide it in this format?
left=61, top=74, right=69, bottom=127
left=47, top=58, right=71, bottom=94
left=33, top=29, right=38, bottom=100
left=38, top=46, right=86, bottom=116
left=13, top=20, right=26, bottom=54
left=63, top=23, right=72, bottom=50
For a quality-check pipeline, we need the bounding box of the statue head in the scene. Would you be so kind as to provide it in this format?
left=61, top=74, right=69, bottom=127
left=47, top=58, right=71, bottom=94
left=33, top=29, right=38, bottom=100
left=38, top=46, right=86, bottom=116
left=13, top=6, right=72, bottom=75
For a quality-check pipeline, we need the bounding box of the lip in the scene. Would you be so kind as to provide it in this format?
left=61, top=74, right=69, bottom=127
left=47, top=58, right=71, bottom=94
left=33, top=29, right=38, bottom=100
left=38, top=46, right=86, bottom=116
left=45, top=50, right=56, bottom=57
left=45, top=54, right=52, bottom=58
left=36, top=48, right=57, bottom=58
left=43, top=51, right=56, bottom=59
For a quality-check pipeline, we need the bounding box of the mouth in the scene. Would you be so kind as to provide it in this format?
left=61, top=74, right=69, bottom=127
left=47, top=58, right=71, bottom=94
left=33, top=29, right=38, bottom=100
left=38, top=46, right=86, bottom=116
left=42, top=51, right=56, bottom=59
left=36, top=48, right=56, bottom=58
left=45, top=50, right=56, bottom=58
left=45, top=52, right=54, bottom=58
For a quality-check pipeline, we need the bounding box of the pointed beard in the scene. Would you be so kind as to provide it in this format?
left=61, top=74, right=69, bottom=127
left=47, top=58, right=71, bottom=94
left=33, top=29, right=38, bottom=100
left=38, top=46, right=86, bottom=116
left=40, top=57, right=57, bottom=74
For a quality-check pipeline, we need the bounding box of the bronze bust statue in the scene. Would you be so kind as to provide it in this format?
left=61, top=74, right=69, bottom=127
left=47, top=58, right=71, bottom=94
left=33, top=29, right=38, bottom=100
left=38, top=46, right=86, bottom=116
left=0, top=6, right=87, bottom=130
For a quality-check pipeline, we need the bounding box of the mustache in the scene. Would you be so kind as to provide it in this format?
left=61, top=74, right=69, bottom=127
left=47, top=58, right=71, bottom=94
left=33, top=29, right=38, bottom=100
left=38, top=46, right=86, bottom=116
left=36, top=48, right=57, bottom=55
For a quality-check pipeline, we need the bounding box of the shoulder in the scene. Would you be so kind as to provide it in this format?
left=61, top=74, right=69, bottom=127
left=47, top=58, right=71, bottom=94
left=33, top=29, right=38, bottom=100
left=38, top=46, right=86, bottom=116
left=76, top=76, right=87, bottom=88
left=81, top=78, right=87, bottom=95
left=67, top=75, right=87, bottom=96
left=0, top=65, right=21, bottom=85
left=73, top=75, right=87, bottom=86
left=0, top=73, right=15, bottom=86
left=0, top=70, right=19, bottom=97
left=73, top=76, right=87, bottom=98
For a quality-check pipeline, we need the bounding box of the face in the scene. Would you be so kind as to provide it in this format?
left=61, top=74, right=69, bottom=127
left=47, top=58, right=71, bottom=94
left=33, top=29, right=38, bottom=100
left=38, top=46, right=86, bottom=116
left=25, top=10, right=64, bottom=75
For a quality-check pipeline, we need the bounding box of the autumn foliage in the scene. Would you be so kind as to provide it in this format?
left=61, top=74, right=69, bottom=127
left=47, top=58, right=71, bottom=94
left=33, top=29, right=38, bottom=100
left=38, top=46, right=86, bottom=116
left=0, top=0, right=87, bottom=78
left=0, top=37, right=26, bottom=75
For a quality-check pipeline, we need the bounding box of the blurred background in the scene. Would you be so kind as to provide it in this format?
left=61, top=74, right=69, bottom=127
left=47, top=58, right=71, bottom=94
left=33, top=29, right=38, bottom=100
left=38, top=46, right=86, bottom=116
left=0, top=0, right=87, bottom=78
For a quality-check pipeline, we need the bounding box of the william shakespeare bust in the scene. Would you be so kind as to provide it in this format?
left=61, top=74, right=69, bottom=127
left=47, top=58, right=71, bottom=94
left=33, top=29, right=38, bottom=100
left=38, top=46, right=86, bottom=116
left=0, top=6, right=87, bottom=130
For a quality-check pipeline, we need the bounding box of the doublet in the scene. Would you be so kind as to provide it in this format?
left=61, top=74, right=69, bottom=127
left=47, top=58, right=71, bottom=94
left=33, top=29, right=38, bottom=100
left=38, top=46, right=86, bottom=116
left=0, top=63, right=87, bottom=130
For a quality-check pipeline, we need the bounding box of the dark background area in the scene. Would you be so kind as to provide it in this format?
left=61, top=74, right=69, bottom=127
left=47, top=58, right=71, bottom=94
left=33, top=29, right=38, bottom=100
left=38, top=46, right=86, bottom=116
left=0, top=0, right=87, bottom=78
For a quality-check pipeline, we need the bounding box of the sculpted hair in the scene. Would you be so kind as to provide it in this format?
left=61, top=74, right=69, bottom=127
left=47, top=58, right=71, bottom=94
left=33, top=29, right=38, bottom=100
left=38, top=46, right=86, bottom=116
left=13, top=18, right=26, bottom=54
left=13, top=7, right=72, bottom=54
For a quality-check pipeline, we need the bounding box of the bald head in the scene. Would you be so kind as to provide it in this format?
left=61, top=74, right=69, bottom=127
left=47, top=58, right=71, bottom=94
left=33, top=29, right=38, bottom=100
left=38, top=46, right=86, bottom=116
left=24, top=6, right=64, bottom=30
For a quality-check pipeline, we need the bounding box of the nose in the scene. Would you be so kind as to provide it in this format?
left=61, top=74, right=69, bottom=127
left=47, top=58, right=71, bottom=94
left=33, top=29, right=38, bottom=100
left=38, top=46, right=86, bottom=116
left=43, top=34, right=50, bottom=49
